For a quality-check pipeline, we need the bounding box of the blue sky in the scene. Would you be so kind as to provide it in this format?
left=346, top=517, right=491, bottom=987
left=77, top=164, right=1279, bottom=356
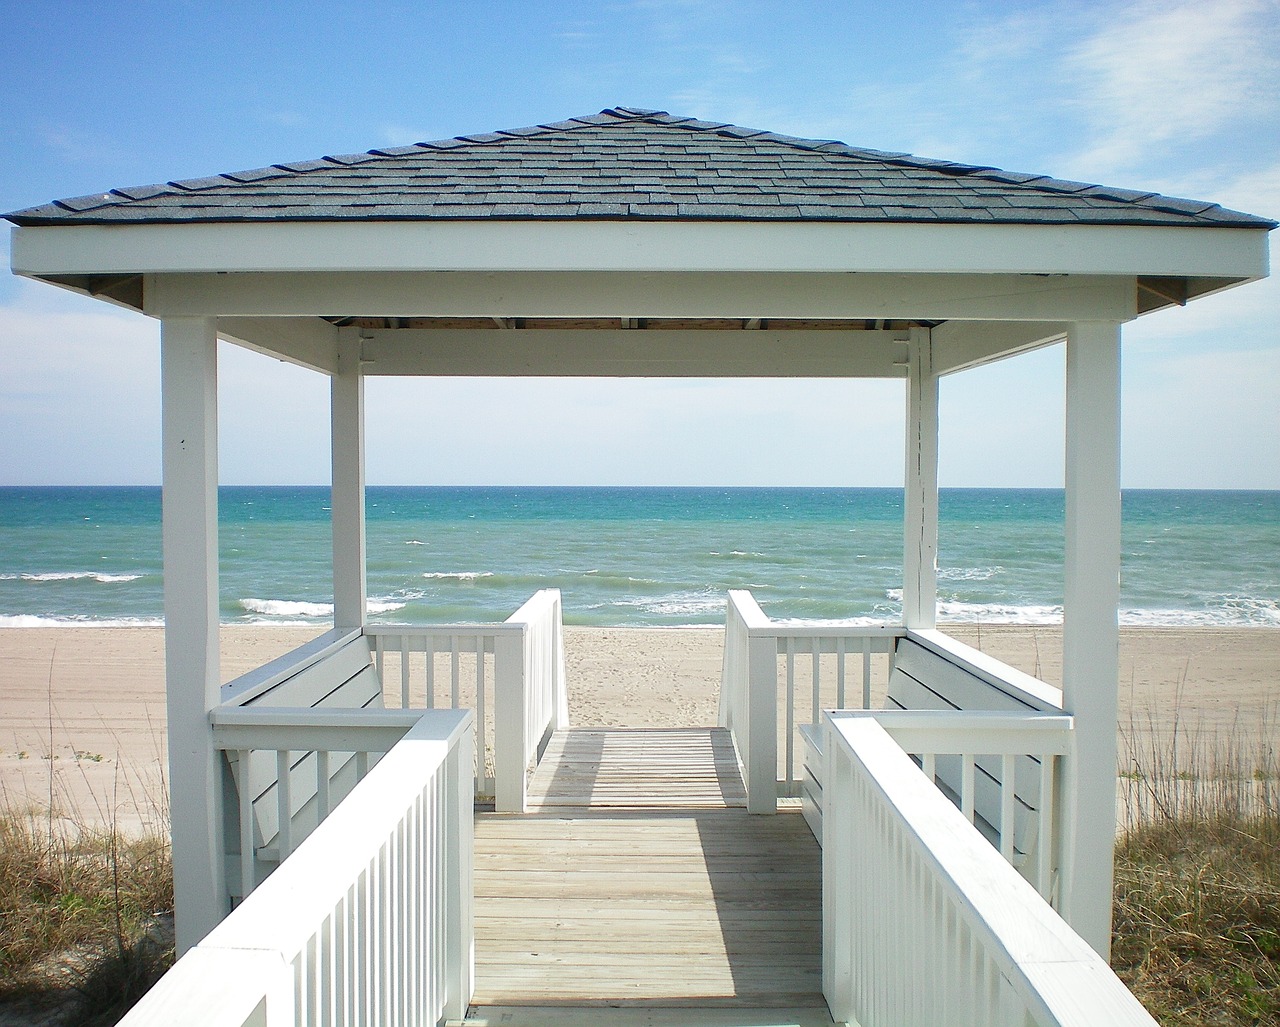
left=1, top=0, right=1276, bottom=487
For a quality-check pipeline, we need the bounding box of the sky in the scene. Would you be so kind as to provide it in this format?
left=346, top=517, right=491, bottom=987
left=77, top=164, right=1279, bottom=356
left=1, top=0, right=1276, bottom=488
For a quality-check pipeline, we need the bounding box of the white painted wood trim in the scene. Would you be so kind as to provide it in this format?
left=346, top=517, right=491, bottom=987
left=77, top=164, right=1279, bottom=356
left=903, top=327, right=939, bottom=629
left=218, top=628, right=363, bottom=706
left=1060, top=320, right=1122, bottom=957
left=142, top=270, right=1140, bottom=323
left=12, top=220, right=1270, bottom=279
left=161, top=316, right=224, bottom=954
left=822, top=713, right=1158, bottom=1026
left=216, top=316, right=339, bottom=375
left=931, top=320, right=1069, bottom=376
left=906, top=628, right=1064, bottom=710
left=359, top=328, right=911, bottom=378
left=330, top=330, right=366, bottom=632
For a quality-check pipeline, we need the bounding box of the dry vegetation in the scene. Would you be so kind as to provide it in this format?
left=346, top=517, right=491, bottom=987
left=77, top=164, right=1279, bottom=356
left=1113, top=716, right=1280, bottom=1025
left=0, top=800, right=173, bottom=1026
left=2, top=715, right=1277, bottom=1025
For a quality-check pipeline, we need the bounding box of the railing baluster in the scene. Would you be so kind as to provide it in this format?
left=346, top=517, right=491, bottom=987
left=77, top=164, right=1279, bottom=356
left=356, top=750, right=369, bottom=780
left=316, top=749, right=330, bottom=819
left=1000, top=754, right=1016, bottom=861
left=922, top=751, right=936, bottom=784
left=811, top=646, right=821, bottom=726
left=400, top=636, right=411, bottom=709
left=277, top=749, right=292, bottom=859
left=862, top=638, right=872, bottom=709
left=238, top=749, right=255, bottom=902
left=451, top=638, right=460, bottom=707
left=425, top=636, right=435, bottom=709
left=961, top=755, right=975, bottom=824
left=375, top=635, right=385, bottom=683
left=836, top=637, right=846, bottom=708
left=1038, top=755, right=1055, bottom=901
left=476, top=632, right=483, bottom=783
left=785, top=637, right=796, bottom=789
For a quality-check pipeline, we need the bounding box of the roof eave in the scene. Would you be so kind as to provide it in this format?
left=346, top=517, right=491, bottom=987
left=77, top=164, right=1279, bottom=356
left=10, top=218, right=1270, bottom=284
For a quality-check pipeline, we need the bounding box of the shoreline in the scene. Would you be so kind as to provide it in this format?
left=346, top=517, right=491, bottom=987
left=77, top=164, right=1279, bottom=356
left=1, top=624, right=1276, bottom=830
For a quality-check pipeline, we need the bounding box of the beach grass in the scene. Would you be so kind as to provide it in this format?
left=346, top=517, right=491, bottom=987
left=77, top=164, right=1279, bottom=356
left=2, top=703, right=1277, bottom=1024
left=0, top=799, right=172, bottom=1025
left=1112, top=714, right=1280, bottom=1025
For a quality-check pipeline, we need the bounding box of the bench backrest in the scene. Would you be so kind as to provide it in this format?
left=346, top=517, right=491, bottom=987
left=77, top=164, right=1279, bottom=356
left=229, top=635, right=385, bottom=878
left=886, top=638, right=1045, bottom=862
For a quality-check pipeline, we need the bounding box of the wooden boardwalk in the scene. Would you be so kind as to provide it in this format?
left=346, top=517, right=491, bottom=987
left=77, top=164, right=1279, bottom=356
left=470, top=728, right=827, bottom=1019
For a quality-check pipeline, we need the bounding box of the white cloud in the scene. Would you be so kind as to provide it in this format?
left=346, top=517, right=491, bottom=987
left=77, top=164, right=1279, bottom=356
left=1061, top=0, right=1280, bottom=175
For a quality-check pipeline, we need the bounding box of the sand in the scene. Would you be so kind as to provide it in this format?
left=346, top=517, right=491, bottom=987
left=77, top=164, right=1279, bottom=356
left=1, top=624, right=1277, bottom=830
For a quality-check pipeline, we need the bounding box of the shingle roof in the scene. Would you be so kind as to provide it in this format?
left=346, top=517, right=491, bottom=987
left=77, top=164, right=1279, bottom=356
left=6, top=107, right=1275, bottom=229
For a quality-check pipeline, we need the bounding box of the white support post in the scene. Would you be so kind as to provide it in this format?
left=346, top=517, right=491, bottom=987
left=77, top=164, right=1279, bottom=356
left=1060, top=320, right=1122, bottom=957
left=903, top=326, right=939, bottom=630
left=331, top=330, right=367, bottom=632
left=161, top=316, right=224, bottom=953
left=747, top=633, right=779, bottom=814
left=494, top=631, right=527, bottom=813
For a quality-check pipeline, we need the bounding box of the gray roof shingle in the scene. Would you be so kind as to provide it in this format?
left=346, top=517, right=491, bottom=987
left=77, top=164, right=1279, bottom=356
left=5, top=107, right=1275, bottom=229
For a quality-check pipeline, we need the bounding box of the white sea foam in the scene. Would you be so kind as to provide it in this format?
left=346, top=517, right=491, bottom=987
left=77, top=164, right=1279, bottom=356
left=240, top=598, right=334, bottom=618
left=612, top=591, right=725, bottom=617
left=421, top=572, right=493, bottom=581
left=367, top=599, right=407, bottom=614
left=0, top=615, right=164, bottom=628
left=938, top=566, right=1002, bottom=582
left=405, top=540, right=426, bottom=545
left=11, top=571, right=144, bottom=583
left=936, top=601, right=1064, bottom=625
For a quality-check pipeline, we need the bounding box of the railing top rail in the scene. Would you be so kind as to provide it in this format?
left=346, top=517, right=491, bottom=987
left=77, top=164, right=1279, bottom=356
left=827, top=714, right=1156, bottom=1026
left=364, top=622, right=525, bottom=638
left=906, top=628, right=1064, bottom=711
left=220, top=627, right=364, bottom=708
left=726, top=588, right=771, bottom=630
left=728, top=589, right=905, bottom=640
left=768, top=621, right=906, bottom=639
left=211, top=705, right=425, bottom=730
left=828, top=708, right=1074, bottom=756
left=504, top=587, right=562, bottom=626
left=202, top=709, right=472, bottom=957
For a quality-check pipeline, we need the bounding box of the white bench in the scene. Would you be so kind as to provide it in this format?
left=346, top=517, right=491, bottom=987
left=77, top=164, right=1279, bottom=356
left=225, top=633, right=385, bottom=892
left=802, top=635, right=1053, bottom=874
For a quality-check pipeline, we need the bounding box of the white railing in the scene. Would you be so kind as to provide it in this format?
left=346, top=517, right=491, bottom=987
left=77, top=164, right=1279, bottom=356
left=213, top=706, right=426, bottom=899
left=366, top=588, right=567, bottom=812
left=121, top=709, right=475, bottom=1027
left=835, top=709, right=1072, bottom=901
left=720, top=589, right=902, bottom=812
left=823, top=712, right=1157, bottom=1027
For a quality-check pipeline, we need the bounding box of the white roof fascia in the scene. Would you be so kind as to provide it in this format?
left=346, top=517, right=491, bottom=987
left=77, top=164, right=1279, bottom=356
left=141, top=269, right=1139, bottom=323
left=9, top=220, right=1270, bottom=280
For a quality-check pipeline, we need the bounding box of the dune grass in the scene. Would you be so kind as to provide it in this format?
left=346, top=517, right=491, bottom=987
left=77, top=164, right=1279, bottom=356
left=1112, top=714, right=1280, bottom=1025
left=2, top=712, right=1277, bottom=1025
left=0, top=800, right=173, bottom=1026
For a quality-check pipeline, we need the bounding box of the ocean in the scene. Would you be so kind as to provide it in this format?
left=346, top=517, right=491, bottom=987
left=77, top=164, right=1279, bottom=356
left=0, top=486, right=1276, bottom=629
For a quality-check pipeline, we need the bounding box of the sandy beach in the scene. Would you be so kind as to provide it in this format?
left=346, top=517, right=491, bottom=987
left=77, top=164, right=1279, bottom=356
left=1, top=624, right=1276, bottom=830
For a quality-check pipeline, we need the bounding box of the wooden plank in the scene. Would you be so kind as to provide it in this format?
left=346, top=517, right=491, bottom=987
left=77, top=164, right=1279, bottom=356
left=472, top=727, right=820, bottom=1006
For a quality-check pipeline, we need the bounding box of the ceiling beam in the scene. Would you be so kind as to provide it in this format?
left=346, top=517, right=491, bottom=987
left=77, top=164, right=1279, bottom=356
left=931, top=321, right=1069, bottom=376
left=215, top=316, right=340, bottom=375
left=145, top=270, right=1138, bottom=323
left=357, top=328, right=911, bottom=378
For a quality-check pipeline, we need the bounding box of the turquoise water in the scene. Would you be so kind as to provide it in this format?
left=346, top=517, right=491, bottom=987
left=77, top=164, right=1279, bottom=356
left=0, top=486, right=1276, bottom=628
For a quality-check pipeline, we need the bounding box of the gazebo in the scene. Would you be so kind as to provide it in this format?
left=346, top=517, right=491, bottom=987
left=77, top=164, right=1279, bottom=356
left=7, top=107, right=1273, bottom=1023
